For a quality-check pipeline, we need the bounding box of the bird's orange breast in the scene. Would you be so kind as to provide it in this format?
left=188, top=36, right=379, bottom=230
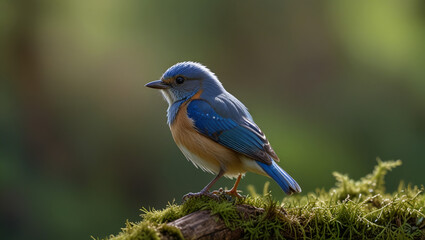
left=170, top=94, right=243, bottom=176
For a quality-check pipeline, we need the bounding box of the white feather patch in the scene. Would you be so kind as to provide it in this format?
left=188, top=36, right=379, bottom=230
left=178, top=145, right=220, bottom=174
left=240, top=156, right=267, bottom=176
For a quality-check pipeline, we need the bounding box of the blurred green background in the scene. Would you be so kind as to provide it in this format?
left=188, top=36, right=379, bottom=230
left=1, top=1, right=424, bottom=239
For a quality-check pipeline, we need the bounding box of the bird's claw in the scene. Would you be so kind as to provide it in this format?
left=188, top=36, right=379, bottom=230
left=183, top=187, right=245, bottom=202
left=227, top=190, right=244, bottom=199
left=213, top=187, right=244, bottom=199
left=225, top=190, right=244, bottom=199
left=182, top=191, right=220, bottom=202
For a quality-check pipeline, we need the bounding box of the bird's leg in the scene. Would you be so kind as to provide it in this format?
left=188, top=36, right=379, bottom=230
left=199, top=169, right=225, bottom=193
left=183, top=169, right=225, bottom=200
left=226, top=174, right=243, bottom=198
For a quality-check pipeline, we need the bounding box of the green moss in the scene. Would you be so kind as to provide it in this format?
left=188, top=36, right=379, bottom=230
left=105, top=221, right=160, bottom=240
left=331, top=158, right=402, bottom=199
left=158, top=224, right=184, bottom=240
left=142, top=201, right=184, bottom=223
left=102, top=160, right=425, bottom=239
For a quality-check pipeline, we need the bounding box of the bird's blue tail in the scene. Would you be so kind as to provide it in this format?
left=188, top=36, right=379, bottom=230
left=257, top=161, right=301, bottom=195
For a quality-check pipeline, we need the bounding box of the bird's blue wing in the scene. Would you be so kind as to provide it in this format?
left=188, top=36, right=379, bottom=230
left=186, top=99, right=275, bottom=164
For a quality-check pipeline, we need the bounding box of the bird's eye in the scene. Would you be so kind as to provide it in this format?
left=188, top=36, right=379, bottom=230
left=175, top=76, right=185, bottom=84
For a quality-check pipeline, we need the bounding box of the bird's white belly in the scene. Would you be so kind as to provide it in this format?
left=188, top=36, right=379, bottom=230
left=177, top=144, right=267, bottom=178
left=178, top=145, right=221, bottom=174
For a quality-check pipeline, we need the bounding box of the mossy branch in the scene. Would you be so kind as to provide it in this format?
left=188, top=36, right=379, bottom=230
left=99, top=160, right=425, bottom=240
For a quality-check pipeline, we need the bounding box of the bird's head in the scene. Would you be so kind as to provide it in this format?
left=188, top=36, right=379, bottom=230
left=145, top=62, right=223, bottom=106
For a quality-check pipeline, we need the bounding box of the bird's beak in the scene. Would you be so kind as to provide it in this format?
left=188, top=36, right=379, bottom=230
left=145, top=80, right=170, bottom=89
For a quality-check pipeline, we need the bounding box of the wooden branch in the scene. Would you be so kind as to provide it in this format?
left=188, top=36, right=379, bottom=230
left=163, top=204, right=265, bottom=240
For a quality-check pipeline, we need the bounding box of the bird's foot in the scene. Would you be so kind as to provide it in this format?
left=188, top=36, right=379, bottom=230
left=182, top=190, right=219, bottom=202
left=183, top=187, right=245, bottom=202
left=226, top=189, right=244, bottom=199
left=212, top=188, right=244, bottom=199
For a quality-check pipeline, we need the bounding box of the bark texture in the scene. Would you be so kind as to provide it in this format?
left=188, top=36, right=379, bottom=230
left=163, top=204, right=265, bottom=240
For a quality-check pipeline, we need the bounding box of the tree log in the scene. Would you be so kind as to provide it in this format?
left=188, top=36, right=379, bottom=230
left=164, top=204, right=265, bottom=240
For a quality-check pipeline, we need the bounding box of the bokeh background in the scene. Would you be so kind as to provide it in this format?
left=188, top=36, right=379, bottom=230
left=1, top=1, right=424, bottom=239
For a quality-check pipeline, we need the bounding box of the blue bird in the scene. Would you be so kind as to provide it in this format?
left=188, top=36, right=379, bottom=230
left=145, top=62, right=301, bottom=198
